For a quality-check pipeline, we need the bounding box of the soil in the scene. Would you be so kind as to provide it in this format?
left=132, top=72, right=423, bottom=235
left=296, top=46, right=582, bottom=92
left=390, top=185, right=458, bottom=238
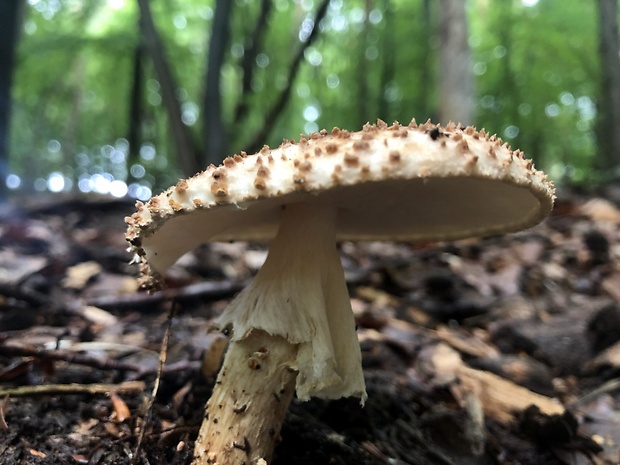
left=1, top=190, right=620, bottom=465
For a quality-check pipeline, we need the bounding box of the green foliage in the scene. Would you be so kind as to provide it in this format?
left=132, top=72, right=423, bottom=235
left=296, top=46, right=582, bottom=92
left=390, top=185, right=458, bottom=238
left=8, top=0, right=606, bottom=196
left=471, top=0, right=599, bottom=181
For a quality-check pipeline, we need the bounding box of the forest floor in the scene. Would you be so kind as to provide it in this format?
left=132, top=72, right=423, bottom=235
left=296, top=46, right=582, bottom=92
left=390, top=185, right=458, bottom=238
left=1, top=188, right=620, bottom=465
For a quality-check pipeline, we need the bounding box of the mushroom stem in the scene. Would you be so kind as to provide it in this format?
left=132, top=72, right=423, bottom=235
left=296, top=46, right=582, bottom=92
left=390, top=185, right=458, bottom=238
left=192, top=330, right=297, bottom=465
left=192, top=202, right=366, bottom=464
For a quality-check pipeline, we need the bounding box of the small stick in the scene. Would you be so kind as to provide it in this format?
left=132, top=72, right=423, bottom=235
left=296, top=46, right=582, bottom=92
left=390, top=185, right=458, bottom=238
left=0, top=344, right=200, bottom=379
left=567, top=377, right=620, bottom=410
left=0, top=381, right=145, bottom=397
left=131, top=300, right=177, bottom=465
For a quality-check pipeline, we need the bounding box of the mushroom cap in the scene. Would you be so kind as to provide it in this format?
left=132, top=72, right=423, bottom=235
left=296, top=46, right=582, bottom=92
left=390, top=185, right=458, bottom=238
left=126, top=119, right=555, bottom=288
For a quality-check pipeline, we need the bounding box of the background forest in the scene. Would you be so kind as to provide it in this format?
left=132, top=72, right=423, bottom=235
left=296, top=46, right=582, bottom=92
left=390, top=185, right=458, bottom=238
left=1, top=0, right=620, bottom=202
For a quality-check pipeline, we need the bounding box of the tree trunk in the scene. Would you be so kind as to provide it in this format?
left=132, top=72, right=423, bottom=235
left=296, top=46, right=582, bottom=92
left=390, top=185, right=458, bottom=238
left=357, top=0, right=371, bottom=127
left=233, top=0, right=273, bottom=126
left=137, top=0, right=198, bottom=175
left=203, top=0, right=234, bottom=166
left=127, top=40, right=144, bottom=182
left=377, top=0, right=396, bottom=123
left=0, top=0, right=23, bottom=200
left=596, top=0, right=620, bottom=172
left=245, top=0, right=330, bottom=154
left=419, top=0, right=434, bottom=121
left=437, top=0, right=474, bottom=126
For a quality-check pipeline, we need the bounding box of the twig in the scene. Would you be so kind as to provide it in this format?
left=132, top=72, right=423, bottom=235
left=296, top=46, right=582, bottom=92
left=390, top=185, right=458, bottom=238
left=132, top=300, right=177, bottom=464
left=567, top=377, right=620, bottom=410
left=85, top=279, right=245, bottom=310
left=0, top=397, right=8, bottom=431
left=0, top=344, right=200, bottom=379
left=0, top=381, right=145, bottom=398
left=0, top=344, right=143, bottom=373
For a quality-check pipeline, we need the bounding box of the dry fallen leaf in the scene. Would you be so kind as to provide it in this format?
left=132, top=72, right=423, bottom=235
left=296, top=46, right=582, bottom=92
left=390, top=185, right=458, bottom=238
left=29, top=449, right=47, bottom=458
left=62, top=261, right=102, bottom=289
left=455, top=365, right=565, bottom=424
left=579, top=198, right=620, bottom=223
left=110, top=392, right=131, bottom=422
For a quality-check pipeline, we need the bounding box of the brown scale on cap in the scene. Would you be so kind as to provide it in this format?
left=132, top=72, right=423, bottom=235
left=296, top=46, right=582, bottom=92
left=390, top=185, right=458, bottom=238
left=299, top=161, right=313, bottom=172
left=363, top=122, right=378, bottom=132
left=344, top=153, right=359, bottom=167
left=169, top=199, right=183, bottom=212
left=466, top=155, right=479, bottom=171
left=325, top=143, right=338, bottom=154
left=175, top=179, right=188, bottom=194
left=353, top=140, right=370, bottom=151
left=457, top=139, right=470, bottom=153
left=211, top=181, right=228, bottom=198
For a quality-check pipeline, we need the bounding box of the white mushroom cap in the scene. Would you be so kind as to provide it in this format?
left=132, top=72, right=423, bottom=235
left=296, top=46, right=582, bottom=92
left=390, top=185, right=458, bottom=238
left=125, top=119, right=554, bottom=289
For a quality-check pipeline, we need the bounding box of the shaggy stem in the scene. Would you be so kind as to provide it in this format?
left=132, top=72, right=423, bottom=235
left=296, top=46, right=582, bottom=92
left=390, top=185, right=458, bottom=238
left=192, top=331, right=297, bottom=465
left=192, top=203, right=365, bottom=465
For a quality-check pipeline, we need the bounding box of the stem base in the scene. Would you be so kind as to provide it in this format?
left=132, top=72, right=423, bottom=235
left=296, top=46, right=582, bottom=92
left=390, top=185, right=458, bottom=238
left=192, top=330, right=297, bottom=465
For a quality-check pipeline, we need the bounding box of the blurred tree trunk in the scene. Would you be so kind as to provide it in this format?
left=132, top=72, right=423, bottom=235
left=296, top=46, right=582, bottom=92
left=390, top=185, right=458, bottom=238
left=437, top=0, right=473, bottom=126
left=419, top=0, right=434, bottom=121
left=596, top=0, right=620, bottom=171
left=233, top=0, right=273, bottom=126
left=377, top=0, right=396, bottom=123
left=127, top=40, right=144, bottom=182
left=203, top=0, right=233, bottom=166
left=0, top=1, right=23, bottom=201
left=137, top=0, right=199, bottom=175
left=245, top=0, right=330, bottom=154
left=357, top=0, right=371, bottom=127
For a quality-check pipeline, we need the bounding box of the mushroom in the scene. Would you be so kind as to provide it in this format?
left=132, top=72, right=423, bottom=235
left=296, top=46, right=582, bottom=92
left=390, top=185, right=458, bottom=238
left=125, top=119, right=554, bottom=465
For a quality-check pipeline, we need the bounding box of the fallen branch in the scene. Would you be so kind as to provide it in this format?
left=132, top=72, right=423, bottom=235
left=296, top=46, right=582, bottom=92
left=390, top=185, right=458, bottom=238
left=85, top=279, right=245, bottom=310
left=0, top=381, right=145, bottom=398
left=0, top=344, right=200, bottom=379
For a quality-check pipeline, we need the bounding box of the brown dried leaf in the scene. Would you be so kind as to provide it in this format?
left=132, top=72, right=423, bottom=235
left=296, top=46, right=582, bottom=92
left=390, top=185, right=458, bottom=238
left=579, top=199, right=620, bottom=223
left=456, top=365, right=565, bottom=424
left=62, top=261, right=102, bottom=289
left=110, top=392, right=131, bottom=422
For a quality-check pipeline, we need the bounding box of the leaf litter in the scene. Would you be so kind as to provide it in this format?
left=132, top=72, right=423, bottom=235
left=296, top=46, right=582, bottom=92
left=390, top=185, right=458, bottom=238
left=0, top=191, right=619, bottom=464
